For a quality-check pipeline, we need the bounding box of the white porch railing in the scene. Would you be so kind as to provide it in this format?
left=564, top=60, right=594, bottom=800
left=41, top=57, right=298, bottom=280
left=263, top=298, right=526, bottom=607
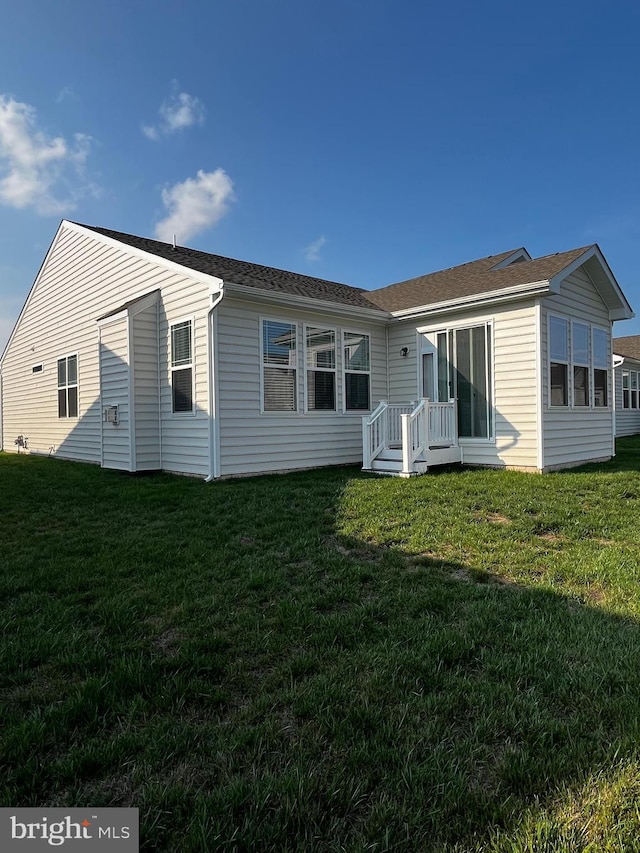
left=363, top=399, right=459, bottom=473
left=427, top=401, right=458, bottom=447
left=401, top=400, right=427, bottom=475
left=362, top=401, right=387, bottom=470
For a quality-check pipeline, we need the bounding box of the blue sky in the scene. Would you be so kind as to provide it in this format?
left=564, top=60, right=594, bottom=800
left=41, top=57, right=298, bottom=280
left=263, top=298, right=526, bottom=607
left=1, top=0, right=640, bottom=352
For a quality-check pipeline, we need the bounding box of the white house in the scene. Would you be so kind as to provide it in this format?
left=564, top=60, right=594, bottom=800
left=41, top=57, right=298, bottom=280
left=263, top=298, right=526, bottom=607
left=613, top=335, right=640, bottom=437
left=0, top=221, right=634, bottom=478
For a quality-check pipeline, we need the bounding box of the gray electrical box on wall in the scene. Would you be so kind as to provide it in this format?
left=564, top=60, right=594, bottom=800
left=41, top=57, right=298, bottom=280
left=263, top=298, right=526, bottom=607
left=104, top=405, right=119, bottom=425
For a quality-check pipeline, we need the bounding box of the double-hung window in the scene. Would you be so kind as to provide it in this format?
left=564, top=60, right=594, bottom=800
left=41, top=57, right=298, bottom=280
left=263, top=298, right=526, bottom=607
left=549, top=316, right=569, bottom=406
left=572, top=322, right=590, bottom=407
left=623, top=370, right=639, bottom=409
left=623, top=371, right=630, bottom=408
left=262, top=320, right=297, bottom=412
left=344, top=331, right=370, bottom=411
left=306, top=327, right=336, bottom=411
left=592, top=328, right=608, bottom=407
left=57, top=354, right=78, bottom=418
left=171, top=320, right=194, bottom=413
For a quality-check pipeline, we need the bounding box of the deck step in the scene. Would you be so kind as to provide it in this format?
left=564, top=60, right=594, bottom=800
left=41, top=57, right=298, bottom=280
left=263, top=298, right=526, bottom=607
left=425, top=446, right=463, bottom=465
left=369, top=458, right=429, bottom=477
left=364, top=444, right=462, bottom=477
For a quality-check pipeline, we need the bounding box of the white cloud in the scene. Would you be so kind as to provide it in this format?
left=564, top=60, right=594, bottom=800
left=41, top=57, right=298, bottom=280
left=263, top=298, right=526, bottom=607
left=55, top=86, right=77, bottom=104
left=154, top=168, right=234, bottom=244
left=142, top=124, right=159, bottom=141
left=0, top=95, right=94, bottom=215
left=143, top=86, right=205, bottom=140
left=304, top=235, right=326, bottom=262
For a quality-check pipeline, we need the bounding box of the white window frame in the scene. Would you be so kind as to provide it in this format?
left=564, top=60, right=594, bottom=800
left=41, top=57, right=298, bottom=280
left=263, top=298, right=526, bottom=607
left=622, top=369, right=630, bottom=409
left=631, top=371, right=639, bottom=410
left=304, top=324, right=337, bottom=413
left=592, top=325, right=610, bottom=409
left=547, top=315, right=611, bottom=410
left=342, top=329, right=371, bottom=414
left=170, top=317, right=195, bottom=416
left=57, top=352, right=79, bottom=419
left=260, top=316, right=299, bottom=415
left=548, top=314, right=569, bottom=408
left=571, top=320, right=590, bottom=408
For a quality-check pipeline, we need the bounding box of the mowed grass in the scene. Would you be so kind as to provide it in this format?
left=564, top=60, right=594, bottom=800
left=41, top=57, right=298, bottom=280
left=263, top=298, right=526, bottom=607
left=2, top=441, right=640, bottom=851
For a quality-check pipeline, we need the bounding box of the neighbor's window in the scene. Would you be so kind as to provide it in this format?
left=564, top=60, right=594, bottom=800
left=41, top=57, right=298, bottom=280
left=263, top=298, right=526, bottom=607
left=592, top=327, right=608, bottom=408
left=623, top=370, right=630, bottom=409
left=171, top=320, right=194, bottom=413
left=262, top=319, right=297, bottom=412
left=344, top=331, right=370, bottom=411
left=306, top=327, right=336, bottom=411
left=632, top=372, right=639, bottom=410
left=57, top=354, right=78, bottom=418
left=549, top=316, right=568, bottom=406
left=572, top=321, right=590, bottom=407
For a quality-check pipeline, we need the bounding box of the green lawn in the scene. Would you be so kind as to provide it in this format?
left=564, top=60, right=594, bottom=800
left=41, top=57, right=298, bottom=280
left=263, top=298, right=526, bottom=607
left=2, top=441, right=640, bottom=851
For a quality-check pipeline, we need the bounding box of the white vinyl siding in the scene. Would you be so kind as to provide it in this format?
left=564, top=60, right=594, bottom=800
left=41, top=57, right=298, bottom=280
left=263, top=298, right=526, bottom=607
left=614, top=356, right=640, bottom=437
left=387, top=301, right=539, bottom=469
left=541, top=268, right=613, bottom=469
left=0, top=224, right=211, bottom=475
left=216, top=297, right=387, bottom=476
left=99, top=318, right=130, bottom=471
left=132, top=304, right=161, bottom=470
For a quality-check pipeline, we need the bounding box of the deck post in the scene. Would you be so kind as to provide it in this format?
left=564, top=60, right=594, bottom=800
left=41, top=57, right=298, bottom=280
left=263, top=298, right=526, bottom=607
left=401, top=414, right=412, bottom=475
left=362, top=417, right=371, bottom=469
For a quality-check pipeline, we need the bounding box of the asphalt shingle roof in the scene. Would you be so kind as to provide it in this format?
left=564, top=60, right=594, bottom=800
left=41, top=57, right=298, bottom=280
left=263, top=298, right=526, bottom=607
left=78, top=224, right=380, bottom=310
left=365, top=246, right=593, bottom=312
left=613, top=335, right=640, bottom=361
left=77, top=223, right=596, bottom=315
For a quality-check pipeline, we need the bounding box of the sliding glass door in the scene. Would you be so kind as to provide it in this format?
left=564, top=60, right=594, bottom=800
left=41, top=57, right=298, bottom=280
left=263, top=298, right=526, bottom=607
left=421, top=325, right=492, bottom=439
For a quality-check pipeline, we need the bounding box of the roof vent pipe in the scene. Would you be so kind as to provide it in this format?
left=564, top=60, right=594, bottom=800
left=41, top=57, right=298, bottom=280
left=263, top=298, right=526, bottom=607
left=172, top=234, right=176, bottom=249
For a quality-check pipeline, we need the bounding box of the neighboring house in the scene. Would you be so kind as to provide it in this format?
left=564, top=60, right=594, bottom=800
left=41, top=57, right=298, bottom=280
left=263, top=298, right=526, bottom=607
left=613, top=335, right=640, bottom=437
left=0, top=221, right=634, bottom=478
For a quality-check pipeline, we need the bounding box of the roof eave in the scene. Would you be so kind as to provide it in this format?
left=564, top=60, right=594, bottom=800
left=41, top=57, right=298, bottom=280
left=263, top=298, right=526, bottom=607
left=224, top=281, right=390, bottom=321
left=387, top=280, right=551, bottom=320
left=549, top=245, right=635, bottom=320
